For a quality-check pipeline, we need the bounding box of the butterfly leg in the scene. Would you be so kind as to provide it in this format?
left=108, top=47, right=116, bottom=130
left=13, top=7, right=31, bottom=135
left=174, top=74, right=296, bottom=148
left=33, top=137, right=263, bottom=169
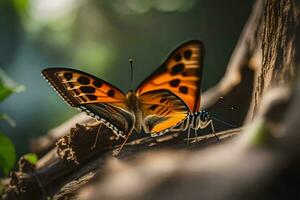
left=112, top=131, right=132, bottom=156
left=186, top=127, right=191, bottom=146
left=199, top=118, right=219, bottom=141
left=91, top=122, right=103, bottom=150
left=209, top=120, right=220, bottom=141
left=194, top=128, right=199, bottom=143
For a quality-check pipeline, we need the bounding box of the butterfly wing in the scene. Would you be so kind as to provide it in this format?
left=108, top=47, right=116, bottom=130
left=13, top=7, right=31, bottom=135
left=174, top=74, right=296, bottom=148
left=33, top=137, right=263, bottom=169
left=138, top=90, right=189, bottom=135
left=42, top=68, right=134, bottom=137
left=136, top=40, right=204, bottom=112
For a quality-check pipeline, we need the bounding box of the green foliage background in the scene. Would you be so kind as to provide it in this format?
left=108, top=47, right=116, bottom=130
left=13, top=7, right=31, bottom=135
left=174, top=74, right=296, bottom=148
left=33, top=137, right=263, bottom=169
left=0, top=0, right=253, bottom=158
left=0, top=69, right=25, bottom=175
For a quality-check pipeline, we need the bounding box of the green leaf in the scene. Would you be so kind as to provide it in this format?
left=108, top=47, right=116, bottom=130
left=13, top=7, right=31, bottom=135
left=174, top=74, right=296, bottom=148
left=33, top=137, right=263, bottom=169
left=0, top=132, right=16, bottom=176
left=0, top=68, right=25, bottom=102
left=23, top=153, right=38, bottom=165
left=12, top=0, right=28, bottom=14
left=0, top=114, right=16, bottom=127
left=0, top=84, right=13, bottom=102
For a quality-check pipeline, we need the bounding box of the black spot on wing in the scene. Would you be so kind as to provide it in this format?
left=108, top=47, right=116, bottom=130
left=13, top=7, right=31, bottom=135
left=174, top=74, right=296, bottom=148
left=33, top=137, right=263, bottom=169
left=183, top=50, right=192, bottom=59
left=78, top=76, right=90, bottom=85
left=80, top=86, right=96, bottom=93
left=93, top=79, right=102, bottom=87
left=174, top=53, right=182, bottom=61
left=169, top=79, right=180, bottom=87
left=86, top=95, right=97, bottom=101
left=171, top=63, right=184, bottom=75
left=149, top=105, right=158, bottom=111
left=64, top=72, right=73, bottom=80
left=179, top=86, right=188, bottom=94
left=107, top=90, right=115, bottom=97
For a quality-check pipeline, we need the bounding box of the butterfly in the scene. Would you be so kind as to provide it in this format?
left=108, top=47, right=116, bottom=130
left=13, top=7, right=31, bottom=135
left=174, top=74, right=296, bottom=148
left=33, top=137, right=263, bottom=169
left=42, top=40, right=204, bottom=147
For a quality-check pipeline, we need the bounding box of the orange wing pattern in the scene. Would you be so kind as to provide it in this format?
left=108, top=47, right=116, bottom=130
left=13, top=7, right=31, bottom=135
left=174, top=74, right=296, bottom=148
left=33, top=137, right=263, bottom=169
left=42, top=68, right=127, bottom=107
left=138, top=90, right=189, bottom=134
left=136, top=40, right=204, bottom=112
left=42, top=68, right=133, bottom=138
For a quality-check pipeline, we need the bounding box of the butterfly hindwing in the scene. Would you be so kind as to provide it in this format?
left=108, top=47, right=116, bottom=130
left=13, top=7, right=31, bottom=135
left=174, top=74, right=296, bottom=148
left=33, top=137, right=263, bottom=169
left=138, top=90, right=189, bottom=134
left=136, top=40, right=204, bottom=112
left=79, top=103, right=134, bottom=138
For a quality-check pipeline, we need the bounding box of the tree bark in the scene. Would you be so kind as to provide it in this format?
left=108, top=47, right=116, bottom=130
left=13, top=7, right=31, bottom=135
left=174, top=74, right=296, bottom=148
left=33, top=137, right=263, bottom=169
left=254, top=0, right=300, bottom=112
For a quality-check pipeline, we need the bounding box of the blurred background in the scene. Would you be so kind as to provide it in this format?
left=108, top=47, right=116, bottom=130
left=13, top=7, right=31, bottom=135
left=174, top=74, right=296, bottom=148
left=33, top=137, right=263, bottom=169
left=0, top=0, right=253, bottom=157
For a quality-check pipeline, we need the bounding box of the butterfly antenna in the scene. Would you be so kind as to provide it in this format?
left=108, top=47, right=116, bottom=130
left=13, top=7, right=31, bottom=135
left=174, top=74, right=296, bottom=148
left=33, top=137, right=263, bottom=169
left=217, top=97, right=239, bottom=111
left=128, top=58, right=134, bottom=91
left=209, top=116, right=237, bottom=128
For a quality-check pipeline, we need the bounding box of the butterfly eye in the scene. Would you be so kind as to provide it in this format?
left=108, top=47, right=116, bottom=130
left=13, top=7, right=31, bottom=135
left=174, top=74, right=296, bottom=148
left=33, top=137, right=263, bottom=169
left=200, top=113, right=208, bottom=121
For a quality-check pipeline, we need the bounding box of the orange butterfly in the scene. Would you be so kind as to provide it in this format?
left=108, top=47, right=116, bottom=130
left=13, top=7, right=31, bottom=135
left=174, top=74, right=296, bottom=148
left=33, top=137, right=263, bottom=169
left=42, top=40, right=204, bottom=146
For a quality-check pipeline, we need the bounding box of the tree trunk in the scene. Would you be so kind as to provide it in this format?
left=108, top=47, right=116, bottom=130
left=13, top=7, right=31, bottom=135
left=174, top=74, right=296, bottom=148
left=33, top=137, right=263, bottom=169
left=254, top=0, right=299, bottom=113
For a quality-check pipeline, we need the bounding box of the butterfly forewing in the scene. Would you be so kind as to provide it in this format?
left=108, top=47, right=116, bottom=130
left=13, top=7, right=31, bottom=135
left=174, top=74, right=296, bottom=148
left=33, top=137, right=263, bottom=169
left=139, top=90, right=189, bottom=134
left=136, top=40, right=204, bottom=112
left=42, top=68, right=127, bottom=106
left=42, top=68, right=133, bottom=137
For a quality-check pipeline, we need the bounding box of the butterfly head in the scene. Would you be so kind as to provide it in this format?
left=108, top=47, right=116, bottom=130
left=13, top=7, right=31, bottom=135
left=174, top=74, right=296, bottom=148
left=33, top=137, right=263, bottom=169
left=126, top=90, right=138, bottom=104
left=199, top=110, right=209, bottom=122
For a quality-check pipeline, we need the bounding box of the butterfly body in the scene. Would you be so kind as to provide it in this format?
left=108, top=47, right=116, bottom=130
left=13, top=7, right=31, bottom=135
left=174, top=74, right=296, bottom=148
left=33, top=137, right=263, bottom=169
left=125, top=91, right=145, bottom=133
left=42, top=40, right=204, bottom=140
left=112, top=91, right=145, bottom=134
left=150, top=111, right=214, bottom=137
left=175, top=111, right=212, bottom=131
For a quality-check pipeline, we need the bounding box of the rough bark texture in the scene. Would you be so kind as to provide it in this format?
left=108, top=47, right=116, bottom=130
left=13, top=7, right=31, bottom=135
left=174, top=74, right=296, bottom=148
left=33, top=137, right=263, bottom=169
left=2, top=0, right=300, bottom=199
left=255, top=0, right=300, bottom=111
